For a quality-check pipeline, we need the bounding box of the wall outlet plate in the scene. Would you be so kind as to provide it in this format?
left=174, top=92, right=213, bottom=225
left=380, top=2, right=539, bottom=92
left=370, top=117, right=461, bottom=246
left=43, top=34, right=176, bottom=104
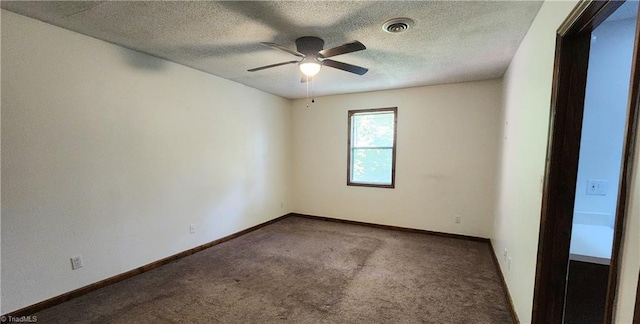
left=189, top=224, right=195, bottom=234
left=586, top=179, right=608, bottom=195
left=71, top=255, right=83, bottom=270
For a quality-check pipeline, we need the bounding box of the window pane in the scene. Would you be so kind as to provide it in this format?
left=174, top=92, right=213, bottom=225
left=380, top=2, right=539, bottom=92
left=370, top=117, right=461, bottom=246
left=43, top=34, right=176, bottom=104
left=348, top=107, right=396, bottom=188
left=353, top=113, right=394, bottom=147
left=351, top=148, right=393, bottom=184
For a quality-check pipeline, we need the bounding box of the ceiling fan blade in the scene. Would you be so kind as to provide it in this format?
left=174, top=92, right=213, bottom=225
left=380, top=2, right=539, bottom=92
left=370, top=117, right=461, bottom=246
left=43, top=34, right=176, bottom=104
left=260, top=42, right=305, bottom=58
left=248, top=61, right=299, bottom=72
left=322, top=59, right=368, bottom=75
left=318, top=41, right=366, bottom=58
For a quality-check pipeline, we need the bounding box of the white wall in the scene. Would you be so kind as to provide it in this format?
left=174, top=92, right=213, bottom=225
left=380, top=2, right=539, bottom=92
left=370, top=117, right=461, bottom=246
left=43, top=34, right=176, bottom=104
left=492, top=1, right=578, bottom=322
left=291, top=80, right=502, bottom=238
left=574, top=17, right=637, bottom=229
left=494, top=0, right=640, bottom=322
left=608, top=8, right=640, bottom=322
left=617, top=136, right=640, bottom=324
left=1, top=10, right=292, bottom=314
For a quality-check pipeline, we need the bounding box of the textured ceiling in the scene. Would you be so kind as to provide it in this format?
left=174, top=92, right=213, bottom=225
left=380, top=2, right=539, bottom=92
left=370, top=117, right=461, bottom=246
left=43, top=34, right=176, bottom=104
left=1, top=1, right=544, bottom=99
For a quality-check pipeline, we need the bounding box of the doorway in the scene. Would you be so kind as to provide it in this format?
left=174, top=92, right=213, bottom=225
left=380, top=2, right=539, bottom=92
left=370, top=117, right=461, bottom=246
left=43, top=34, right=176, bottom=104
left=564, top=2, right=638, bottom=322
left=532, top=0, right=640, bottom=323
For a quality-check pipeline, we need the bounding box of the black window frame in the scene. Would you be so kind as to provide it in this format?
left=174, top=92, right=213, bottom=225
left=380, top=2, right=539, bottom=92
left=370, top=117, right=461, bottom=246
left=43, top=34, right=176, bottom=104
left=347, top=107, right=397, bottom=188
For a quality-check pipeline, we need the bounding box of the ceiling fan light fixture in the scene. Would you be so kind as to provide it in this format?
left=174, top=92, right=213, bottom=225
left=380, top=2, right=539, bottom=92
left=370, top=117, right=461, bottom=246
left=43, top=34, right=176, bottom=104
left=299, top=60, right=321, bottom=77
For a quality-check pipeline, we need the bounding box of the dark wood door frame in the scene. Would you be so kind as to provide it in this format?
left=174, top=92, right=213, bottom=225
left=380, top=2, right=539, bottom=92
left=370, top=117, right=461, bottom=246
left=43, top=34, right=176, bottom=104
left=532, top=0, right=640, bottom=323
left=635, top=271, right=640, bottom=323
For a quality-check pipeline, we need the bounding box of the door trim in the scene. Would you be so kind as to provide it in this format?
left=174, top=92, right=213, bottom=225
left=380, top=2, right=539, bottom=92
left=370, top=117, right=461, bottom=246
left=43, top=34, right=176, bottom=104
left=532, top=0, right=638, bottom=322
left=635, top=271, right=640, bottom=323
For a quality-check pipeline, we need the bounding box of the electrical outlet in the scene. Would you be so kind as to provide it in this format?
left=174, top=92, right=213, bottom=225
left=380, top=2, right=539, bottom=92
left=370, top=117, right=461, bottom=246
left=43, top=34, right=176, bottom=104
left=586, top=180, right=607, bottom=195
left=71, top=255, right=83, bottom=270
left=455, top=215, right=461, bottom=224
left=503, top=249, right=508, bottom=262
left=189, top=224, right=195, bottom=234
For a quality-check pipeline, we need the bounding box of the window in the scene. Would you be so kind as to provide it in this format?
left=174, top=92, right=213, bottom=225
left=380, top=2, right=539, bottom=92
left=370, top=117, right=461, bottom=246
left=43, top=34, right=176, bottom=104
left=347, top=107, right=397, bottom=188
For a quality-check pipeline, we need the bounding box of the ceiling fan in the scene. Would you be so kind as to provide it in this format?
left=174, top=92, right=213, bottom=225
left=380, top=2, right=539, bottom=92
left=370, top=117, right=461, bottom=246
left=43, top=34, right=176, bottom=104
left=248, top=36, right=369, bottom=80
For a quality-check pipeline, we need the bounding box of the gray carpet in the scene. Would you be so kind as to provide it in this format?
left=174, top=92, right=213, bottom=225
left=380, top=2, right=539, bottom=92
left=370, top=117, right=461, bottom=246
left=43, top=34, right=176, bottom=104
left=34, top=216, right=514, bottom=323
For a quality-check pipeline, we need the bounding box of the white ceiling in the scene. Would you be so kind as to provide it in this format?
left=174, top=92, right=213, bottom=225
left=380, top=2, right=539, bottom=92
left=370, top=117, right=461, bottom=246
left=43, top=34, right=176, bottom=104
left=1, top=1, right=544, bottom=99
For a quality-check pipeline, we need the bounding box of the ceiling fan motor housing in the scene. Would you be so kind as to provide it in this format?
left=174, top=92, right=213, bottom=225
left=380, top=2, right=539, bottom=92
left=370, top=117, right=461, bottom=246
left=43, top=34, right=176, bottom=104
left=296, top=36, right=325, bottom=57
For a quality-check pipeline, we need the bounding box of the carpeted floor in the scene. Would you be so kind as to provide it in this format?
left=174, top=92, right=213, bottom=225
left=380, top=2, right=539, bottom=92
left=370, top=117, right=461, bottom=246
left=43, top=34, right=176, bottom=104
left=34, top=216, right=514, bottom=323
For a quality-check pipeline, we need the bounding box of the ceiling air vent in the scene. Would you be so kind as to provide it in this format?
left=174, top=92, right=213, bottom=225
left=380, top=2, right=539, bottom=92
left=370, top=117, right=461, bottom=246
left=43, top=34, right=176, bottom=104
left=382, top=18, right=414, bottom=34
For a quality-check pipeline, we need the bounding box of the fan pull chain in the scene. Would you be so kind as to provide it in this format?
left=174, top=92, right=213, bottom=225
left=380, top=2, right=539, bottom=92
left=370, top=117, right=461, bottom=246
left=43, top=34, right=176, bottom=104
left=306, top=75, right=310, bottom=108
left=311, top=77, right=315, bottom=104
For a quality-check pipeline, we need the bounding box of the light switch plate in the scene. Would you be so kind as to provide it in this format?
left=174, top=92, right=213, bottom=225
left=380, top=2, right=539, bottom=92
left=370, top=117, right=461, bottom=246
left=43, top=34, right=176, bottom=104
left=586, top=180, right=607, bottom=195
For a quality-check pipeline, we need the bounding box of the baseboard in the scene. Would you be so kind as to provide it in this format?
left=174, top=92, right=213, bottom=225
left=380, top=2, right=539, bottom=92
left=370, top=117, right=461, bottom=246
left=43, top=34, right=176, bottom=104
left=488, top=240, right=520, bottom=324
left=291, top=213, right=490, bottom=243
left=3, top=213, right=294, bottom=317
